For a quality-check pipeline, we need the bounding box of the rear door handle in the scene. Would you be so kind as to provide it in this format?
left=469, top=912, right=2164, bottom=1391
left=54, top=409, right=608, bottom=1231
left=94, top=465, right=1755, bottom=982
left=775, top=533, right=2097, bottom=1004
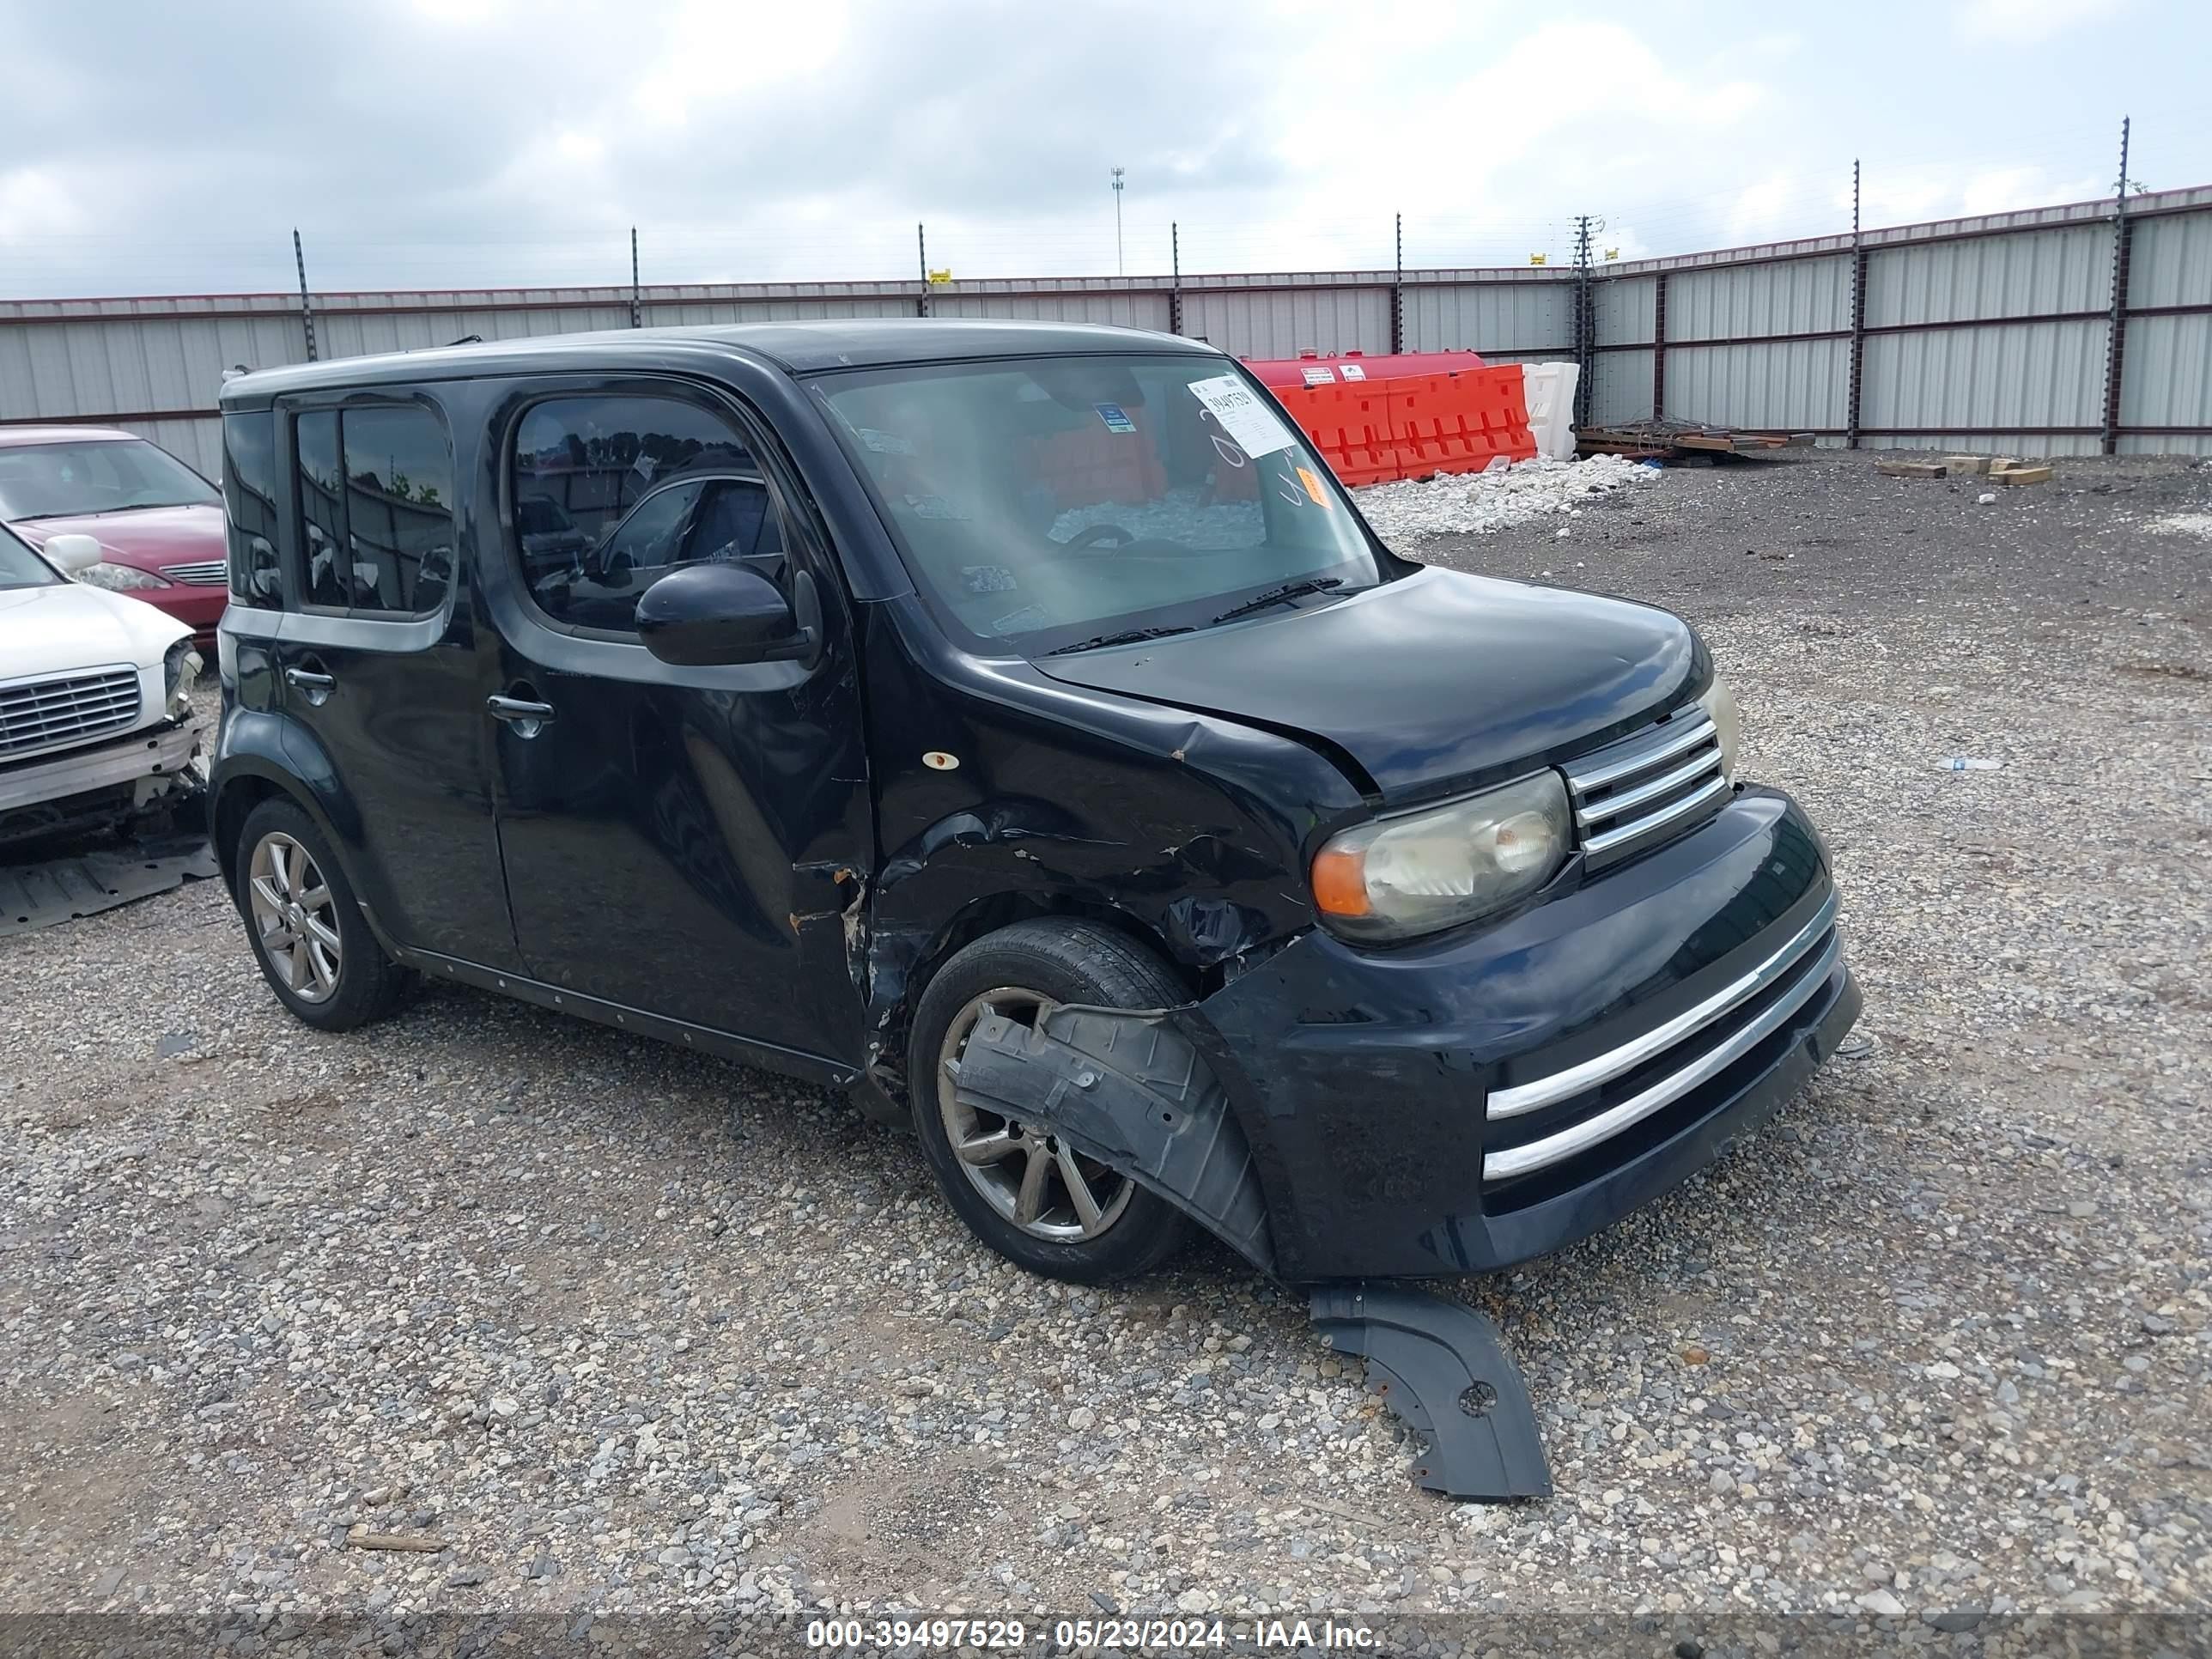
left=283, top=666, right=335, bottom=705
left=486, top=694, right=556, bottom=737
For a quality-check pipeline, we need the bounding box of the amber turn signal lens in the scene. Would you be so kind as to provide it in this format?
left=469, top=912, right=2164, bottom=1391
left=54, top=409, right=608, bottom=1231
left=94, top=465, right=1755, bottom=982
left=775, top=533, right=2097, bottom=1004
left=1310, top=846, right=1371, bottom=917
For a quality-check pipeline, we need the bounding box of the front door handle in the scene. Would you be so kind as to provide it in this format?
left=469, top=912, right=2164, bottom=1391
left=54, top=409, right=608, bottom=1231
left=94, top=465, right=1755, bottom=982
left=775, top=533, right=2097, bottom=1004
left=486, top=694, right=556, bottom=738
left=283, top=666, right=335, bottom=706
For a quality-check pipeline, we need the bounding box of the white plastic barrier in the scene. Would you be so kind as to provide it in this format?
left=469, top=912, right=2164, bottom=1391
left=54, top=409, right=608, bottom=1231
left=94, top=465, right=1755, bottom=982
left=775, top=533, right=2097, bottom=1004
left=1519, top=362, right=1581, bottom=461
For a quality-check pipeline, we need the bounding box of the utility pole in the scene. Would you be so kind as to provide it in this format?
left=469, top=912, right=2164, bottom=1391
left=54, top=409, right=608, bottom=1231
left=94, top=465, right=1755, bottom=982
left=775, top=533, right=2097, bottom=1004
left=293, top=228, right=318, bottom=363
left=1111, top=167, right=1125, bottom=276
left=629, top=227, right=641, bottom=328
left=2100, top=116, right=2134, bottom=454
left=916, top=222, right=930, bottom=319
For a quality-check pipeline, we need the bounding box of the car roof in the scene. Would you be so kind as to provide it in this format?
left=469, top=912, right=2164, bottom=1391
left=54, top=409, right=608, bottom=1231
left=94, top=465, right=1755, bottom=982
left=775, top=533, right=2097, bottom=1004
left=221, top=319, right=1223, bottom=405
left=0, top=425, right=140, bottom=448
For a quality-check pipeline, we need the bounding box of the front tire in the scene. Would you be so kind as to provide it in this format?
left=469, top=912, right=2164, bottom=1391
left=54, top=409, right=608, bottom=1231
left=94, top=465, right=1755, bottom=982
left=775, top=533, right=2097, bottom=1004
left=234, top=798, right=403, bottom=1032
left=908, top=920, right=1197, bottom=1285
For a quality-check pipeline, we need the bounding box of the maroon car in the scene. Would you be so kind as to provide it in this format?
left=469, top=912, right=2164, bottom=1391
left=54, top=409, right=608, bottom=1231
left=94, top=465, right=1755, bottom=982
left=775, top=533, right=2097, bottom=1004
left=0, top=426, right=228, bottom=653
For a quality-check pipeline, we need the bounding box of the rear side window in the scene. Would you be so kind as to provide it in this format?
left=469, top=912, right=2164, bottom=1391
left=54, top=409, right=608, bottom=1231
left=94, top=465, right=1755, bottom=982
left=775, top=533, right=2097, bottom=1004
left=511, top=395, right=789, bottom=635
left=295, top=404, right=455, bottom=618
left=222, top=410, right=283, bottom=609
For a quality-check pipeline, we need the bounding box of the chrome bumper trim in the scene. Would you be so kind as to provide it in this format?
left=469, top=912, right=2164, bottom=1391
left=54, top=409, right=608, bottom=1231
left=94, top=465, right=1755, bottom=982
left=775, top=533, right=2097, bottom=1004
left=1489, top=890, right=1839, bottom=1121
left=1482, top=933, right=1843, bottom=1182
left=0, top=716, right=204, bottom=813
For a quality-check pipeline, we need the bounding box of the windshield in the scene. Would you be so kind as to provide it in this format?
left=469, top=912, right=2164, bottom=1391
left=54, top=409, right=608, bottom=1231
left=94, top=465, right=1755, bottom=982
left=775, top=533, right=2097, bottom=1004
left=0, top=438, right=220, bottom=520
left=0, top=525, right=61, bottom=588
left=816, top=354, right=1385, bottom=653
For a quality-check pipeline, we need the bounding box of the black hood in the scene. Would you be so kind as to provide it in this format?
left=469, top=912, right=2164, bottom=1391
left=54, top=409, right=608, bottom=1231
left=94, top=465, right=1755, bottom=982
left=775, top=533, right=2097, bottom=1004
left=1031, top=567, right=1700, bottom=800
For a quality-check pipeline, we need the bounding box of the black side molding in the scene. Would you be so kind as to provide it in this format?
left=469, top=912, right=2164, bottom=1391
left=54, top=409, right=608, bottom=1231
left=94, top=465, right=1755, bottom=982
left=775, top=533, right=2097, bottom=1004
left=1308, top=1283, right=1552, bottom=1502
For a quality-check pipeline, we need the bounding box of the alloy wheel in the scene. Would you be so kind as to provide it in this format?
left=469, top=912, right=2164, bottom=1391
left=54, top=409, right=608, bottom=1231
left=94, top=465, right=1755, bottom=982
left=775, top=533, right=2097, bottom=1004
left=935, top=986, right=1136, bottom=1242
left=247, top=831, right=343, bottom=1004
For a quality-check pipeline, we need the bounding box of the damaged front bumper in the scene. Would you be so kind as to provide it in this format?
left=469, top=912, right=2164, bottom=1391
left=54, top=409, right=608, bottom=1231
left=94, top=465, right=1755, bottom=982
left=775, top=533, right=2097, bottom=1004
left=1194, top=786, right=1859, bottom=1283
left=960, top=787, right=1857, bottom=1287
left=0, top=713, right=206, bottom=838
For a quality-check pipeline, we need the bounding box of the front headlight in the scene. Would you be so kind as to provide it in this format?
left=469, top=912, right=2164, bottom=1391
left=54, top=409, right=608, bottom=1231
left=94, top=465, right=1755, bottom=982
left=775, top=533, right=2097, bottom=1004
left=76, top=561, right=171, bottom=592
left=1311, top=771, right=1571, bottom=941
left=1698, top=674, right=1742, bottom=781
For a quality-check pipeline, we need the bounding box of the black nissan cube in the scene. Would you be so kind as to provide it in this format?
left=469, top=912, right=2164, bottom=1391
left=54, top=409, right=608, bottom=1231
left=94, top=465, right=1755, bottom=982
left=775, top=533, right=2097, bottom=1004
left=211, top=320, right=1859, bottom=1291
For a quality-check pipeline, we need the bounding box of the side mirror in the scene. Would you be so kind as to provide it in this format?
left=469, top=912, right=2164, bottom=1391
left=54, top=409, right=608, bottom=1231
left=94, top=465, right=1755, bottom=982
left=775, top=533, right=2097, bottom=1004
left=636, top=562, right=821, bottom=667
left=43, top=532, right=103, bottom=575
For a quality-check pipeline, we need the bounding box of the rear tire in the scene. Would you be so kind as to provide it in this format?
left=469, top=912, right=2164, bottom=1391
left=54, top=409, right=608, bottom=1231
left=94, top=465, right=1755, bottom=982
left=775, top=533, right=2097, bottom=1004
left=909, top=920, right=1198, bottom=1285
left=234, top=798, right=404, bottom=1033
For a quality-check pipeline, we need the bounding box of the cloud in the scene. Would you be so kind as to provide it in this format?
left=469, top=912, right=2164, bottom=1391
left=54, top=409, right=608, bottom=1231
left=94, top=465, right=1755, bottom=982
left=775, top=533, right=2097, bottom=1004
left=1951, top=0, right=2123, bottom=42
left=0, top=0, right=2197, bottom=296
left=1958, top=167, right=2108, bottom=214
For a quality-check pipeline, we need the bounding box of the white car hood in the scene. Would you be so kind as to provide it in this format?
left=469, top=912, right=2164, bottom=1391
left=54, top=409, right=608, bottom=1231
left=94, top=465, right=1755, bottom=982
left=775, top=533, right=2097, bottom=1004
left=0, top=580, right=190, bottom=680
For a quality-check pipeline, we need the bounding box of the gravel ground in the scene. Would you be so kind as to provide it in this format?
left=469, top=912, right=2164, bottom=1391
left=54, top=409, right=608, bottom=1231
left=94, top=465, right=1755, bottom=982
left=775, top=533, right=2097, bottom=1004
left=3, top=448, right=2209, bottom=1651
left=1355, top=453, right=1662, bottom=541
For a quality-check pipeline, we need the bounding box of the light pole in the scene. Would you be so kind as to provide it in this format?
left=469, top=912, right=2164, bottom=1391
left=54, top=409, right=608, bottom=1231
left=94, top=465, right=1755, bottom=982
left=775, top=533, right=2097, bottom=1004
left=1111, top=167, right=1125, bottom=276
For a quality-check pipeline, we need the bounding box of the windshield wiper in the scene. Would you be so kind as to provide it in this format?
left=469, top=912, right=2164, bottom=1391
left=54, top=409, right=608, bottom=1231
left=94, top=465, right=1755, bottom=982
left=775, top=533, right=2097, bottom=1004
left=1040, top=624, right=1196, bottom=657
left=1208, top=576, right=1345, bottom=626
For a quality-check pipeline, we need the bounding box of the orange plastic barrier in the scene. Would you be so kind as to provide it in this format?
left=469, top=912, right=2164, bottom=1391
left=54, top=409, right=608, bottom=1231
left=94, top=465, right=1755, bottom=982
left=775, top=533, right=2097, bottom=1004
left=1030, top=410, right=1168, bottom=507
left=1232, top=359, right=1535, bottom=487
left=1389, top=367, right=1536, bottom=477
left=1267, top=381, right=1399, bottom=487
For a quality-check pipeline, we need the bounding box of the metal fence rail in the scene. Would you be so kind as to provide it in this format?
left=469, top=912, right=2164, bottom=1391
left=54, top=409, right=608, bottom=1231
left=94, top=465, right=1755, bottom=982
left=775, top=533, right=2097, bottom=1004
left=3, top=185, right=2209, bottom=479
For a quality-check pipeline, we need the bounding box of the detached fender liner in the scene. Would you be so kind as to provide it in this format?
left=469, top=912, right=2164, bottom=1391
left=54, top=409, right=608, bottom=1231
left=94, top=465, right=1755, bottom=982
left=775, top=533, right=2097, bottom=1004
left=952, top=1002, right=1555, bottom=1503
left=1309, top=1284, right=1551, bottom=1501
left=951, top=1004, right=1276, bottom=1276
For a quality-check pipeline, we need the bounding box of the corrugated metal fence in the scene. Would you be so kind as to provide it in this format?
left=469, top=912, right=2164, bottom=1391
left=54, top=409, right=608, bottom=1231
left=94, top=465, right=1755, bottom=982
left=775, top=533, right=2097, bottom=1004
left=3, top=185, right=2209, bottom=478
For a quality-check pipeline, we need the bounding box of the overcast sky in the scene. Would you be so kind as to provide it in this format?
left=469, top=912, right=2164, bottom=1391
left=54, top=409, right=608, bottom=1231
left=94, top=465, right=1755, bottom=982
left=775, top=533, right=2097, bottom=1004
left=1, top=0, right=2206, bottom=298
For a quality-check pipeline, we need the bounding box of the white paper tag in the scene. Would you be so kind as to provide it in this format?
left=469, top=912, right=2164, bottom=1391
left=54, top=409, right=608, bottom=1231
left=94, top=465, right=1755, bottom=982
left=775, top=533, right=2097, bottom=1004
left=1188, top=373, right=1297, bottom=458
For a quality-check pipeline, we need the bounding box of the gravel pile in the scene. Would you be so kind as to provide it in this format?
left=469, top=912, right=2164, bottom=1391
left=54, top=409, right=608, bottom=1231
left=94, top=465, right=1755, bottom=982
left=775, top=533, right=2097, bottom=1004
left=2, top=449, right=2207, bottom=1647
left=1353, top=453, right=1661, bottom=542
left=1049, top=489, right=1261, bottom=547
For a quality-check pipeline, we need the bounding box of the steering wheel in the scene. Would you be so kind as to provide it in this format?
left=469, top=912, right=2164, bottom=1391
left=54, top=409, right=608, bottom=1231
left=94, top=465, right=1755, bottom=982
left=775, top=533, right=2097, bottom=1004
left=1062, top=522, right=1136, bottom=553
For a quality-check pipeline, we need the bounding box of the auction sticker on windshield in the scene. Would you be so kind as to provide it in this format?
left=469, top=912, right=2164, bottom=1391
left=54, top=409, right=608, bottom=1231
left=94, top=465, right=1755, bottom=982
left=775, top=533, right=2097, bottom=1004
left=1188, top=373, right=1297, bottom=458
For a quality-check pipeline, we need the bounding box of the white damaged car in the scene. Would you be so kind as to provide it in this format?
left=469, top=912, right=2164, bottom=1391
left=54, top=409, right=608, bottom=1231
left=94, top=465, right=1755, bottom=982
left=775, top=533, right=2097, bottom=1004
left=1, top=525, right=205, bottom=848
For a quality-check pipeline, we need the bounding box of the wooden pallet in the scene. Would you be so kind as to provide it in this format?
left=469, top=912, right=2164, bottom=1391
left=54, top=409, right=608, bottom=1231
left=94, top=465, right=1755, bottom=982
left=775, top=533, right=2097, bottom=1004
left=1576, top=422, right=1809, bottom=459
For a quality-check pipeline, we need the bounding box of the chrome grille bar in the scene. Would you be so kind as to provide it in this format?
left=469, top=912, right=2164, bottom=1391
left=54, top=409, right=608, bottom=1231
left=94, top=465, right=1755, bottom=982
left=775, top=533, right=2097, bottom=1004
left=0, top=668, right=142, bottom=758
left=159, top=560, right=228, bottom=585
left=1564, top=709, right=1728, bottom=870
left=1488, top=890, right=1839, bottom=1121
left=1484, top=927, right=1843, bottom=1183
left=1582, top=775, right=1730, bottom=857
left=1566, top=714, right=1715, bottom=793
left=1574, top=747, right=1723, bottom=830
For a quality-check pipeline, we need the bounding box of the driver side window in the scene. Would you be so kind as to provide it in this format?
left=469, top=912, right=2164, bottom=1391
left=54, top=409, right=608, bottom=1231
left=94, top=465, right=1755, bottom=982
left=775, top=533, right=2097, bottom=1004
left=511, top=393, right=791, bottom=636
